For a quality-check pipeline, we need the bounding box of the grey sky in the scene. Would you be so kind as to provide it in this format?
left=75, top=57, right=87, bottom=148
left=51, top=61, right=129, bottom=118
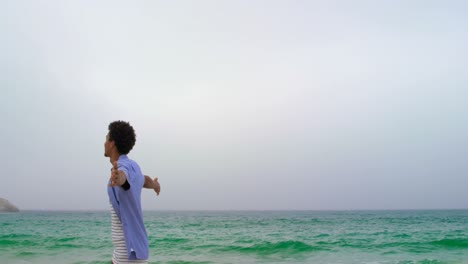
left=1, top=0, right=467, bottom=210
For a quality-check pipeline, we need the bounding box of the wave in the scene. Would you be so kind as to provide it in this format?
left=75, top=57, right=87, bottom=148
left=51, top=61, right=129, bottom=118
left=430, top=238, right=468, bottom=248
left=0, top=234, right=103, bottom=250
left=325, top=237, right=468, bottom=251
left=0, top=234, right=38, bottom=247
left=214, top=240, right=326, bottom=256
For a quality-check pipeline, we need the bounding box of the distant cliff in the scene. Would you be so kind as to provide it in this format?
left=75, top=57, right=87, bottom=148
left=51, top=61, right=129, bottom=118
left=0, top=198, right=19, bottom=212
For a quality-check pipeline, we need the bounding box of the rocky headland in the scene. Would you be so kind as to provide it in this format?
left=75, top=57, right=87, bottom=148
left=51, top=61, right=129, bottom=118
left=0, top=198, right=19, bottom=212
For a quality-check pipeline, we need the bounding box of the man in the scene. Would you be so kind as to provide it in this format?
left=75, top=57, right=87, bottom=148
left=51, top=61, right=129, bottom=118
left=104, top=120, right=160, bottom=263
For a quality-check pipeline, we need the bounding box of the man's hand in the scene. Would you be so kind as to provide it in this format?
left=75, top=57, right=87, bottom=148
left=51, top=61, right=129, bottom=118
left=109, top=161, right=126, bottom=187
left=154, top=177, right=160, bottom=196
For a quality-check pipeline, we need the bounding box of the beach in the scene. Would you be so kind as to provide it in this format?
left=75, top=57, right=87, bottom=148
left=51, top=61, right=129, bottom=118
left=1, top=210, right=468, bottom=263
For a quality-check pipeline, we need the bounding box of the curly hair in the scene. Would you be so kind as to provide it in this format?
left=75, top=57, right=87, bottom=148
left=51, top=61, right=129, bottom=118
left=108, top=120, right=136, bottom=155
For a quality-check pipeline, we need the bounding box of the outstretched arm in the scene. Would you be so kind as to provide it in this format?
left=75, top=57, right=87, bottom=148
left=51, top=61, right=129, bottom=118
left=144, top=175, right=160, bottom=196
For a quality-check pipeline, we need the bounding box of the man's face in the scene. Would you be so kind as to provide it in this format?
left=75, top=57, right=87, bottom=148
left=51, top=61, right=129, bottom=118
left=104, top=133, right=112, bottom=157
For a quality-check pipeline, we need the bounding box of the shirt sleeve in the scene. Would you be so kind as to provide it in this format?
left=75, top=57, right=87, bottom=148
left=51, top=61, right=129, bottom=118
left=116, top=166, right=131, bottom=190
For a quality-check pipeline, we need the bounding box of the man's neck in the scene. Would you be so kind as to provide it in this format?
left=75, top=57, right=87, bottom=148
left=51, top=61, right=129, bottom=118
left=109, top=152, right=121, bottom=164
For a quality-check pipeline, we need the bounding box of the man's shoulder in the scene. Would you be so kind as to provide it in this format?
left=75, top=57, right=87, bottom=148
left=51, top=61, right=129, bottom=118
left=123, top=157, right=143, bottom=175
left=119, top=155, right=138, bottom=165
left=127, top=157, right=140, bottom=167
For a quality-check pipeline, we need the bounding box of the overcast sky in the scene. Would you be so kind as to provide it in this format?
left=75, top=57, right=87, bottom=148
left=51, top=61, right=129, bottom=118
left=1, top=0, right=467, bottom=211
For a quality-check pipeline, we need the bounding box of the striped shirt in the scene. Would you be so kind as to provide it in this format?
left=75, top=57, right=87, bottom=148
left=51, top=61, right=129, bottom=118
left=111, top=204, right=147, bottom=264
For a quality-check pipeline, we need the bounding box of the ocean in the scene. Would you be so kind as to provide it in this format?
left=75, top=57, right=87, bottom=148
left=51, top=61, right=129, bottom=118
left=1, top=210, right=468, bottom=263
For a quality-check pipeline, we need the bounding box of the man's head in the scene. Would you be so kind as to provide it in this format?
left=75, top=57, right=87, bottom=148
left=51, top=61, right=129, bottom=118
left=104, top=120, right=136, bottom=157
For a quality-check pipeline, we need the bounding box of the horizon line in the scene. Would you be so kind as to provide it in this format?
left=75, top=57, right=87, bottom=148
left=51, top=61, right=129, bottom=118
left=14, top=208, right=468, bottom=212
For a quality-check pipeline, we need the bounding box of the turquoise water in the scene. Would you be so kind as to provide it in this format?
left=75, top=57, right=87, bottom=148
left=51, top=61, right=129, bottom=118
left=1, top=210, right=468, bottom=263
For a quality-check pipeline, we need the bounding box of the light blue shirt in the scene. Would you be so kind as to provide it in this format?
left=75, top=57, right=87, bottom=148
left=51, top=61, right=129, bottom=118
left=107, top=155, right=149, bottom=260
